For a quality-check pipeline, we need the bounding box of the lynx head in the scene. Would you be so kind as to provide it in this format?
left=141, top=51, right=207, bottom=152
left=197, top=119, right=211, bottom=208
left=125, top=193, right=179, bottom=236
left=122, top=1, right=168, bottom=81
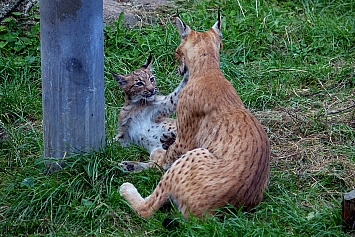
left=175, top=11, right=222, bottom=75
left=110, top=55, right=157, bottom=103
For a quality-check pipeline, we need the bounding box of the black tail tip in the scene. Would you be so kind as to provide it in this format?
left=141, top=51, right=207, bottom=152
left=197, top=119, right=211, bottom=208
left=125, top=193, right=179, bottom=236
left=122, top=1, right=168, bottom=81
left=162, top=217, right=179, bottom=229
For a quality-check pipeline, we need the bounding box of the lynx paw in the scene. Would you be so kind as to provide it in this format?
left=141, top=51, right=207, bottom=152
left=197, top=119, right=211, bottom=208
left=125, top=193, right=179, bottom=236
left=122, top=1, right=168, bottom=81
left=120, top=182, right=153, bottom=218
left=120, top=161, right=151, bottom=172
left=150, top=148, right=172, bottom=170
left=160, top=131, right=176, bottom=150
left=150, top=148, right=166, bottom=161
left=119, top=182, right=137, bottom=198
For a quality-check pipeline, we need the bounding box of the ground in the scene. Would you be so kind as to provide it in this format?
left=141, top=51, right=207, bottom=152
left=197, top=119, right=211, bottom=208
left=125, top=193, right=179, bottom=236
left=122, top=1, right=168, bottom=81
left=103, top=0, right=174, bottom=27
left=0, top=0, right=173, bottom=27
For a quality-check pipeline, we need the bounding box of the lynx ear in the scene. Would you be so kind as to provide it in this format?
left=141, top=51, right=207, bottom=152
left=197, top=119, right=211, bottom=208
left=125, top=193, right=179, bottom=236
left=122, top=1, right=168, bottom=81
left=212, top=9, right=222, bottom=37
left=110, top=70, right=127, bottom=87
left=141, top=54, right=153, bottom=71
left=176, top=17, right=191, bottom=38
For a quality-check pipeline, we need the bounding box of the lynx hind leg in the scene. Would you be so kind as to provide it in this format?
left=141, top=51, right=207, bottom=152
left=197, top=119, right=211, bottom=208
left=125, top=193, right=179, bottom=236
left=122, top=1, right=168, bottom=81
left=119, top=147, right=168, bottom=172
left=120, top=148, right=218, bottom=219
left=120, top=182, right=152, bottom=217
left=120, top=180, right=170, bottom=218
left=119, top=161, right=155, bottom=172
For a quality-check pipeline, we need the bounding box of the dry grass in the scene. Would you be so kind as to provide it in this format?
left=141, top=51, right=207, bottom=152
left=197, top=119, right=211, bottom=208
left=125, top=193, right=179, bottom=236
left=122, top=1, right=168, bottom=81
left=255, top=87, right=355, bottom=190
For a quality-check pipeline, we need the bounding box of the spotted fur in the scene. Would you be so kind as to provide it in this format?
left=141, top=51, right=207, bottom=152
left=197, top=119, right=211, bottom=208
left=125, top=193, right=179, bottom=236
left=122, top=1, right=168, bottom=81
left=120, top=13, right=270, bottom=218
left=110, top=55, right=188, bottom=166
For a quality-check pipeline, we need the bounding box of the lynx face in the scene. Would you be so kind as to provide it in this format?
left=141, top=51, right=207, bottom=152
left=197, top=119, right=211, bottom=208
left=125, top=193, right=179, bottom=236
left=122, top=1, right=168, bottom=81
left=111, top=56, right=157, bottom=104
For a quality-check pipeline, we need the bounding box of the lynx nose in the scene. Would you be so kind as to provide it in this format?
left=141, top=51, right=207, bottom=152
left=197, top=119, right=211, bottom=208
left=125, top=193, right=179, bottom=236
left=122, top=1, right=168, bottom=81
left=146, top=85, right=156, bottom=96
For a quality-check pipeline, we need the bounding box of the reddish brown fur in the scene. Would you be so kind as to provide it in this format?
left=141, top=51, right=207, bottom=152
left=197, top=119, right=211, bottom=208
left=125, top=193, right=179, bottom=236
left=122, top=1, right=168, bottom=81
left=120, top=14, right=270, bottom=218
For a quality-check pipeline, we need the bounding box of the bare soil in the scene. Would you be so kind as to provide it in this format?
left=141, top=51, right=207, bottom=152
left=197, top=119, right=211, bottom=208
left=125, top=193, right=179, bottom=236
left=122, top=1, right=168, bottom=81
left=0, top=0, right=174, bottom=26
left=104, top=0, right=174, bottom=27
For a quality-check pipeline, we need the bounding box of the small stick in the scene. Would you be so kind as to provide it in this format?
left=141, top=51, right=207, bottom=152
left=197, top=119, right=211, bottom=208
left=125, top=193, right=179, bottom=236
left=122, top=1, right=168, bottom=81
left=317, top=101, right=355, bottom=118
left=327, top=102, right=355, bottom=116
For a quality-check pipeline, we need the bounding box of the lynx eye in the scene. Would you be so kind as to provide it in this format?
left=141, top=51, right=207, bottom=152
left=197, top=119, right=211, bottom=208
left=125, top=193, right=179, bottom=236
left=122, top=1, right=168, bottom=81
left=135, top=81, right=144, bottom=87
left=149, top=76, right=155, bottom=83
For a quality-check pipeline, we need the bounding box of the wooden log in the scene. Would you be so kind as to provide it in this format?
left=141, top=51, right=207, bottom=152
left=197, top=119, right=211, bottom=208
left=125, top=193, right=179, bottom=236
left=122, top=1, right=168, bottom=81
left=342, top=189, right=355, bottom=230
left=40, top=0, right=105, bottom=172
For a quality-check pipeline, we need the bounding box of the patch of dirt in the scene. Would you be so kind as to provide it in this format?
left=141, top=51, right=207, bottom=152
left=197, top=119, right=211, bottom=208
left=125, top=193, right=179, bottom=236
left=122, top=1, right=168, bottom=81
left=0, top=0, right=174, bottom=27
left=104, top=0, right=175, bottom=27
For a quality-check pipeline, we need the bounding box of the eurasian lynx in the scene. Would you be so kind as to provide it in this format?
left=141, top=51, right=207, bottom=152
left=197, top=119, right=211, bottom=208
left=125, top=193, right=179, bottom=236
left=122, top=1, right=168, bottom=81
left=120, top=13, right=270, bottom=218
left=110, top=55, right=188, bottom=171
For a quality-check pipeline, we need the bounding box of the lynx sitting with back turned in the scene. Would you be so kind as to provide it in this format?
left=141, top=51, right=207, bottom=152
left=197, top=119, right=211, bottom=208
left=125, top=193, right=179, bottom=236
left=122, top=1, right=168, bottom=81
left=120, top=12, right=270, bottom=218
left=110, top=55, right=188, bottom=170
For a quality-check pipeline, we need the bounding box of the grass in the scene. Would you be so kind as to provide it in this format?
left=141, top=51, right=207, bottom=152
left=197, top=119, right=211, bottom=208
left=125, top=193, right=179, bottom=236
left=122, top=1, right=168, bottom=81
left=1, top=0, right=355, bottom=236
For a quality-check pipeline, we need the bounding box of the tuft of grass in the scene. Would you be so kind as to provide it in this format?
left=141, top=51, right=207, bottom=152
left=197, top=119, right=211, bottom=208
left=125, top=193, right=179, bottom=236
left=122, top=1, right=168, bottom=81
left=1, top=0, right=354, bottom=236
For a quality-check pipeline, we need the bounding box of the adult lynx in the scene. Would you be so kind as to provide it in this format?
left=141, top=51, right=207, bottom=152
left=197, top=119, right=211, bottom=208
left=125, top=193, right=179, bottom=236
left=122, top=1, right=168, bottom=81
left=120, top=13, right=270, bottom=218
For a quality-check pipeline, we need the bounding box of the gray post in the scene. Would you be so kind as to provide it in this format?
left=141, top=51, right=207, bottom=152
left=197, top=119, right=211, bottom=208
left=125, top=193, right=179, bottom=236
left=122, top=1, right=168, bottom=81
left=40, top=0, right=105, bottom=171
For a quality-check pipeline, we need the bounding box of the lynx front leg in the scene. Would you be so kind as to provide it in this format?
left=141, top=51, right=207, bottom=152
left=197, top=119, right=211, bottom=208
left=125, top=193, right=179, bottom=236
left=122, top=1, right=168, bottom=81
left=153, top=73, right=189, bottom=117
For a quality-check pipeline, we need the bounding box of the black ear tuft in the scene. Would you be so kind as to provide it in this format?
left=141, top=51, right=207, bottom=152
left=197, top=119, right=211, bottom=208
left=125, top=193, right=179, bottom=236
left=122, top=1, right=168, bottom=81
left=141, top=53, right=153, bottom=70
left=110, top=69, right=127, bottom=87
left=176, top=17, right=191, bottom=38
left=212, top=9, right=222, bottom=37
left=218, top=8, right=221, bottom=22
